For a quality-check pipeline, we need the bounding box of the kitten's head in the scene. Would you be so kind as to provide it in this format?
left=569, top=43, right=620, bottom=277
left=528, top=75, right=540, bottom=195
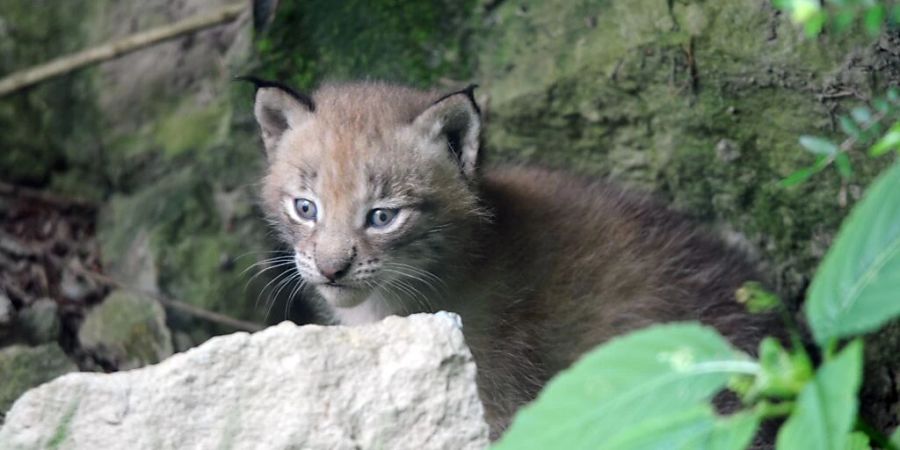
left=247, top=79, right=483, bottom=310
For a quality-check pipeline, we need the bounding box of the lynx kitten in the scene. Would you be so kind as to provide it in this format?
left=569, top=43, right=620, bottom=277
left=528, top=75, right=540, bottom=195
left=245, top=78, right=774, bottom=436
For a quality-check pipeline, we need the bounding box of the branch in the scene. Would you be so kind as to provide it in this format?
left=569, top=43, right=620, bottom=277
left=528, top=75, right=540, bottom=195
left=0, top=2, right=247, bottom=98
left=0, top=181, right=97, bottom=211
left=73, top=265, right=264, bottom=333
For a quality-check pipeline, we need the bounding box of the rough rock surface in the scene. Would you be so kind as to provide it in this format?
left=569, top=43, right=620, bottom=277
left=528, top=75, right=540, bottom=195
left=0, top=313, right=489, bottom=450
left=17, top=298, right=59, bottom=345
left=77, top=289, right=173, bottom=371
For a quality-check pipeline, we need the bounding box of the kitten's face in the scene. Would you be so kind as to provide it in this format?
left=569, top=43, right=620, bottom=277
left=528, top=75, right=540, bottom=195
left=255, top=83, right=481, bottom=310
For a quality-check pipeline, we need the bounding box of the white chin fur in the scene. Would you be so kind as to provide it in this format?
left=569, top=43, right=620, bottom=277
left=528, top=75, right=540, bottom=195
left=316, top=285, right=368, bottom=308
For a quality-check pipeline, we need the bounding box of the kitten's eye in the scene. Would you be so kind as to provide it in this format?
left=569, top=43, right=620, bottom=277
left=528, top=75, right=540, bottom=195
left=294, top=198, right=318, bottom=221
left=367, top=208, right=398, bottom=228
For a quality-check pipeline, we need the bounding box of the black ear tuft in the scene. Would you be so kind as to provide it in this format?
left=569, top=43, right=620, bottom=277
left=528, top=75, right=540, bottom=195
left=239, top=75, right=317, bottom=157
left=413, top=84, right=482, bottom=177
left=235, top=75, right=316, bottom=112
left=432, top=84, right=480, bottom=116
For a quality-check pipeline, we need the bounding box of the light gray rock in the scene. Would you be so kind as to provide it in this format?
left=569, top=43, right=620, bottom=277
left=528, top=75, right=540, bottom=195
left=0, top=293, right=13, bottom=340
left=0, top=313, right=489, bottom=450
left=0, top=293, right=12, bottom=327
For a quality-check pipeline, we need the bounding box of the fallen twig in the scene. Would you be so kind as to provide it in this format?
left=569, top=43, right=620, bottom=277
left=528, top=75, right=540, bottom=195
left=0, top=181, right=97, bottom=211
left=72, top=265, right=264, bottom=333
left=0, top=2, right=247, bottom=97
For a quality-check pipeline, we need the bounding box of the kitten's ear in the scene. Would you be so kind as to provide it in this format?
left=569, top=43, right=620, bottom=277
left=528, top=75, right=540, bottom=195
left=413, top=85, right=481, bottom=177
left=238, top=76, right=315, bottom=156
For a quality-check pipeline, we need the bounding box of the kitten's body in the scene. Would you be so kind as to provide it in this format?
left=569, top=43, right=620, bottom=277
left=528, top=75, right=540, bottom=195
left=247, top=79, right=774, bottom=436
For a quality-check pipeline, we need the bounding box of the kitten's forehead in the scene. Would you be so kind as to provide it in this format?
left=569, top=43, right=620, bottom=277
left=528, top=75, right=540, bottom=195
left=269, top=82, right=443, bottom=214
left=277, top=123, right=420, bottom=208
left=311, top=82, right=436, bottom=129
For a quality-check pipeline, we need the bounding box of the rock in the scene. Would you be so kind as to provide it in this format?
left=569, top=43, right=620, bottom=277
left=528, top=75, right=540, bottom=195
left=18, top=298, right=59, bottom=345
left=0, top=313, right=489, bottom=450
left=715, top=138, right=741, bottom=163
left=0, top=293, right=12, bottom=328
left=0, top=344, right=77, bottom=422
left=77, top=289, right=173, bottom=371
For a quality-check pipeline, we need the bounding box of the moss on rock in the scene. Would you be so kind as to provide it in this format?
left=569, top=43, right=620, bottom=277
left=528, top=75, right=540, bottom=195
left=0, top=344, right=77, bottom=421
left=476, top=0, right=894, bottom=297
left=254, top=0, right=477, bottom=89
left=78, top=289, right=173, bottom=370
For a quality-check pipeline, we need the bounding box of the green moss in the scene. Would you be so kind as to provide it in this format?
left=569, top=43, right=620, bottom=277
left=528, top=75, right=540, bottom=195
left=477, top=0, right=891, bottom=298
left=47, top=399, right=79, bottom=449
left=78, top=290, right=173, bottom=369
left=0, top=344, right=77, bottom=420
left=155, top=102, right=231, bottom=158
left=0, top=0, right=105, bottom=191
left=255, top=0, right=478, bottom=89
left=97, top=164, right=274, bottom=332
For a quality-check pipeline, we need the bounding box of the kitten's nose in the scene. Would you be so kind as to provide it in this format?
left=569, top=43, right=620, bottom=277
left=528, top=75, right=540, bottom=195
left=317, top=259, right=351, bottom=282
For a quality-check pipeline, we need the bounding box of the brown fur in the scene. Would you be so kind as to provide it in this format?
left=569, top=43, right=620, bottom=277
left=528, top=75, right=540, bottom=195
left=249, top=80, right=776, bottom=438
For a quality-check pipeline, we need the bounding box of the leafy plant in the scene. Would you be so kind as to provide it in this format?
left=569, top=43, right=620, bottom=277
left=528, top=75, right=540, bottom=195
left=492, top=2, right=900, bottom=449
left=780, top=88, right=900, bottom=188
left=773, top=0, right=900, bottom=37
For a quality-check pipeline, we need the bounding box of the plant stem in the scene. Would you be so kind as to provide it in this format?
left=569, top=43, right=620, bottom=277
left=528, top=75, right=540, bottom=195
left=756, top=401, right=795, bottom=420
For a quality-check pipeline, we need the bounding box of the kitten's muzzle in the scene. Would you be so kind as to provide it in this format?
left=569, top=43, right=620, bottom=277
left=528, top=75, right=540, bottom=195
left=316, top=256, right=352, bottom=282
left=313, top=237, right=356, bottom=282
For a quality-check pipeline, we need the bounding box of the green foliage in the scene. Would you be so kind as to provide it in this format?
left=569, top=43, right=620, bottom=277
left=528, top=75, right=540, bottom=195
left=0, top=0, right=104, bottom=190
left=806, top=162, right=900, bottom=344
left=735, top=282, right=782, bottom=314
left=781, top=88, right=900, bottom=186
left=493, top=324, right=757, bottom=450
left=775, top=341, right=863, bottom=450
left=773, top=0, right=900, bottom=37
left=254, top=0, right=476, bottom=90
left=739, top=338, right=812, bottom=401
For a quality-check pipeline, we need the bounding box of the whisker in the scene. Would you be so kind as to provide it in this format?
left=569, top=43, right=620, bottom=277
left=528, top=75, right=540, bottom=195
left=242, top=260, right=297, bottom=293
left=266, top=270, right=301, bottom=322
left=284, top=278, right=308, bottom=320
left=255, top=268, right=295, bottom=310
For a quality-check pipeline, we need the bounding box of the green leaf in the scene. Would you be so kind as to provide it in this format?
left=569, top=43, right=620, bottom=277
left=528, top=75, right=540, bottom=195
left=851, top=107, right=873, bottom=125
left=840, top=115, right=862, bottom=138
left=845, top=432, right=871, bottom=450
left=890, top=426, right=900, bottom=449
left=775, top=341, right=864, bottom=450
left=791, top=0, right=821, bottom=24
left=800, top=135, right=839, bottom=155
left=747, top=338, right=813, bottom=400
left=873, top=99, right=890, bottom=114
left=735, top=281, right=781, bottom=313
left=870, top=123, right=900, bottom=156
left=597, top=407, right=759, bottom=450
left=833, top=10, right=856, bottom=33
left=781, top=167, right=816, bottom=187
left=835, top=153, right=853, bottom=179
left=806, top=162, right=900, bottom=343
left=803, top=11, right=827, bottom=36
left=771, top=0, right=793, bottom=10
left=492, top=323, right=755, bottom=450
left=864, top=5, right=886, bottom=35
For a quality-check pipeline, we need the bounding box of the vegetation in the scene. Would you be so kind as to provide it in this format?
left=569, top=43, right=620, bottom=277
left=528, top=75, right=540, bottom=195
left=253, top=0, right=476, bottom=90
left=493, top=1, right=900, bottom=449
